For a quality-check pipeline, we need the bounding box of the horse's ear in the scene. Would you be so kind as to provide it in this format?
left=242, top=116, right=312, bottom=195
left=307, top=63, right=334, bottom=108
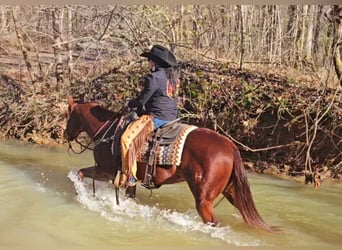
left=67, top=96, right=75, bottom=106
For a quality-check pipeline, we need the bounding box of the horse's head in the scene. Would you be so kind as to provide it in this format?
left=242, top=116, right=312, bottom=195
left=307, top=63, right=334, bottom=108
left=64, top=96, right=122, bottom=143
left=64, top=96, right=85, bottom=142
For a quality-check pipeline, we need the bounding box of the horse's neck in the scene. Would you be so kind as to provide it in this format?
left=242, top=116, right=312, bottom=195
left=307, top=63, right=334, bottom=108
left=81, top=103, right=109, bottom=140
left=81, top=104, right=116, bottom=140
left=85, top=119, right=106, bottom=139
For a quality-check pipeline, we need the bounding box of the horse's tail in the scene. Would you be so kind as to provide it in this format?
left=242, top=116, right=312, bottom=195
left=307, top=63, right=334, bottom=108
left=230, top=147, right=279, bottom=232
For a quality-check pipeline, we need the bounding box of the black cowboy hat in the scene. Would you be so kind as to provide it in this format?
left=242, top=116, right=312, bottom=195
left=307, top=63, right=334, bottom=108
left=140, top=44, right=177, bottom=67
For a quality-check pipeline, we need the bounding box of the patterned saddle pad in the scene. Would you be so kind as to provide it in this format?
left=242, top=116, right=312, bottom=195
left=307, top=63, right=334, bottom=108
left=136, top=124, right=197, bottom=166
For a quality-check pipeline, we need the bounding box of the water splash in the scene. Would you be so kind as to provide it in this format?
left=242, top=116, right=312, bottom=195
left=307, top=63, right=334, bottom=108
left=36, top=183, right=46, bottom=193
left=67, top=170, right=260, bottom=246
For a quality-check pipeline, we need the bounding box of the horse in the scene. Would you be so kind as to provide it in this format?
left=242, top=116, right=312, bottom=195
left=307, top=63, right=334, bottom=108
left=64, top=96, right=278, bottom=232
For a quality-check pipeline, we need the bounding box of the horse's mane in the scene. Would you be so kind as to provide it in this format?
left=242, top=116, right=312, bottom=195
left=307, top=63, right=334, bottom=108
left=89, top=105, right=115, bottom=121
left=72, top=98, right=117, bottom=118
left=76, top=101, right=117, bottom=123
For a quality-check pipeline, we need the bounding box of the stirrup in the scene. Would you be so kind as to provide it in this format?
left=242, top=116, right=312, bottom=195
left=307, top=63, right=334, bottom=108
left=141, top=174, right=157, bottom=189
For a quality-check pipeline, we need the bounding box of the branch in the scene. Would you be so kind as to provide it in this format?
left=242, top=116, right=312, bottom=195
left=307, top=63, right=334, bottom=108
left=97, top=7, right=117, bottom=42
left=216, top=124, right=301, bottom=152
left=304, top=88, right=340, bottom=173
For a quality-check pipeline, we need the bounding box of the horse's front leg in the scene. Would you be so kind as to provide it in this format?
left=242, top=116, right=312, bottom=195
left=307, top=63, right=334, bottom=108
left=77, top=169, right=85, bottom=181
left=125, top=185, right=137, bottom=198
left=77, top=167, right=96, bottom=194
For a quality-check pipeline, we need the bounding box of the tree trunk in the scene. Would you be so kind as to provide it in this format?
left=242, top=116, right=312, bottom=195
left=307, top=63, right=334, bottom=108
left=275, top=5, right=282, bottom=63
left=294, top=6, right=304, bottom=68
left=178, top=5, right=184, bottom=45
left=267, top=6, right=275, bottom=62
left=305, top=5, right=315, bottom=62
left=11, top=7, right=36, bottom=85
left=219, top=6, right=227, bottom=57
left=286, top=5, right=297, bottom=65
left=1, top=6, right=7, bottom=31
left=192, top=5, right=200, bottom=49
left=331, top=5, right=342, bottom=86
left=66, top=5, right=73, bottom=84
left=52, top=6, right=64, bottom=86
left=237, top=5, right=244, bottom=69
left=325, top=5, right=342, bottom=86
left=313, top=5, right=324, bottom=64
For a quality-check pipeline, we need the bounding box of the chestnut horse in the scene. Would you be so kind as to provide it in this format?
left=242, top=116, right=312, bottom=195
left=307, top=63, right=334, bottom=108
left=64, top=96, right=277, bottom=232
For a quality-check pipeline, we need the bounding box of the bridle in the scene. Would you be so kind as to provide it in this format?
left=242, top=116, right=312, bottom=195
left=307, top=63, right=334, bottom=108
left=65, top=103, right=129, bottom=153
left=66, top=113, right=119, bottom=155
left=68, top=137, right=93, bottom=154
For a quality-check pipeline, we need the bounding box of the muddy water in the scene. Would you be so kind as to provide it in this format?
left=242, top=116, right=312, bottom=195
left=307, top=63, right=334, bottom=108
left=0, top=140, right=341, bottom=247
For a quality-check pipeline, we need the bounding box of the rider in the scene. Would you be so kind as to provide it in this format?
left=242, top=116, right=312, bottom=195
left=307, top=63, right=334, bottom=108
left=119, top=44, right=179, bottom=187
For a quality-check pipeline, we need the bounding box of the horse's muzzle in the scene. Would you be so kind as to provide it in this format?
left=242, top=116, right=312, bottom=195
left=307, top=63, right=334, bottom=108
left=63, top=129, right=73, bottom=141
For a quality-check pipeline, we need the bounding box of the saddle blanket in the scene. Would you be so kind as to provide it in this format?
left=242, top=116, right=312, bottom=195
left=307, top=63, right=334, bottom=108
left=137, top=125, right=197, bottom=166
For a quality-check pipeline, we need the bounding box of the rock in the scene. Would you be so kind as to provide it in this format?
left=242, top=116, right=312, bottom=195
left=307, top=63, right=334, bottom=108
left=244, top=161, right=255, bottom=172
left=263, top=164, right=279, bottom=176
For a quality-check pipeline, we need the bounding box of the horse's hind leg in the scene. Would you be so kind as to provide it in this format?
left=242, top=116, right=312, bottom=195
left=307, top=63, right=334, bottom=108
left=195, top=198, right=218, bottom=226
left=192, top=177, right=237, bottom=226
left=187, top=174, right=227, bottom=225
left=194, top=178, right=236, bottom=225
left=189, top=181, right=220, bottom=226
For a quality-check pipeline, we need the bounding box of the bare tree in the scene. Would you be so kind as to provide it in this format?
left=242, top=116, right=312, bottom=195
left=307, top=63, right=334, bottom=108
left=313, top=5, right=324, bottom=65
left=285, top=5, right=297, bottom=65
left=1, top=5, right=340, bottom=87
left=237, top=5, right=244, bottom=69
left=11, top=7, right=36, bottom=85
left=66, top=5, right=73, bottom=83
left=325, top=5, right=342, bottom=86
left=52, top=6, right=64, bottom=85
left=1, top=6, right=8, bottom=32
left=305, top=5, right=315, bottom=62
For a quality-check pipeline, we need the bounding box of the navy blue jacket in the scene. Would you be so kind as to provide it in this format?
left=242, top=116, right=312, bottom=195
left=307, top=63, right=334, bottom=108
left=128, top=67, right=178, bottom=121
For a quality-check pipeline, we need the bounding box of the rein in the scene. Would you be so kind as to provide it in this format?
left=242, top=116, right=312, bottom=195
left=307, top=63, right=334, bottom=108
left=68, top=138, right=93, bottom=155
left=67, top=115, right=119, bottom=154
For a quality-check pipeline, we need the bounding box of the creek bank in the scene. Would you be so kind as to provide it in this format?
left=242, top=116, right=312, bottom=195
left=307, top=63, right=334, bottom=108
left=0, top=59, right=341, bottom=186
left=244, top=160, right=342, bottom=187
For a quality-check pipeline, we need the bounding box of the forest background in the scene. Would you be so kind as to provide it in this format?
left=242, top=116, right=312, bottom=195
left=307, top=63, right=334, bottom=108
left=0, top=5, right=341, bottom=185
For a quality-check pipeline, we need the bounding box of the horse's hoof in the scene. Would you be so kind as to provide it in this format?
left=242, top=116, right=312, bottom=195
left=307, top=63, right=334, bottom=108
left=125, top=193, right=136, bottom=199
left=125, top=186, right=136, bottom=199
left=77, top=171, right=84, bottom=181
